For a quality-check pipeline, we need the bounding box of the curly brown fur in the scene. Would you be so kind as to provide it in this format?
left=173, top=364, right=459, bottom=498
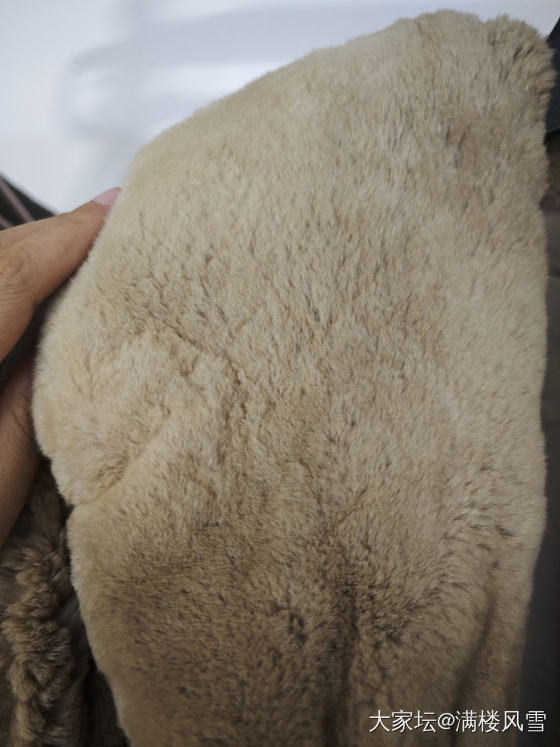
left=0, top=460, right=127, bottom=746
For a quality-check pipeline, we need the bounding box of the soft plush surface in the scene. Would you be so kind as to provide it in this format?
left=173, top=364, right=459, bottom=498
left=8, top=8, right=554, bottom=746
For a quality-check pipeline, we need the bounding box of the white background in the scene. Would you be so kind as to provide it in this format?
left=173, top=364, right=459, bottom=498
left=1, top=0, right=558, bottom=213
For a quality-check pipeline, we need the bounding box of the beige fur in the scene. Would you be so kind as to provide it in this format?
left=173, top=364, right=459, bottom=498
left=30, top=10, right=554, bottom=745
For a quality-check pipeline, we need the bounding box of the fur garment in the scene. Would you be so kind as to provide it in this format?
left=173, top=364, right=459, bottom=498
left=2, top=9, right=556, bottom=746
left=0, top=459, right=127, bottom=746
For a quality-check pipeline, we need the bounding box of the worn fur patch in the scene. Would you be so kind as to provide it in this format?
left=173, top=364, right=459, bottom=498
left=28, top=9, right=554, bottom=746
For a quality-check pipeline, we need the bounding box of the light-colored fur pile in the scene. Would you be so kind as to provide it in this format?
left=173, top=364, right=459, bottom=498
left=4, top=8, right=555, bottom=746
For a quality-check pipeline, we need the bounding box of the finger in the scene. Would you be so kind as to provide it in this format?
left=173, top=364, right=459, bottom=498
left=0, top=188, right=120, bottom=362
left=0, top=187, right=120, bottom=250
left=0, top=356, right=40, bottom=549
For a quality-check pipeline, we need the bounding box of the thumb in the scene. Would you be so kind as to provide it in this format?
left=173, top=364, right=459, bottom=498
left=0, top=186, right=121, bottom=362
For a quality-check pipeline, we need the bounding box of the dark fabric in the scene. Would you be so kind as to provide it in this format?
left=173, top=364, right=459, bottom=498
left=518, top=135, right=560, bottom=746
left=0, top=173, right=54, bottom=224
left=546, top=18, right=560, bottom=137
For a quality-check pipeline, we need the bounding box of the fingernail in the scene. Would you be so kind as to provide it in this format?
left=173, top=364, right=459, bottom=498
left=93, top=187, right=121, bottom=207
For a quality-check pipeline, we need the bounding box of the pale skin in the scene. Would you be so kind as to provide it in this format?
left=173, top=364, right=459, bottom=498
left=0, top=187, right=120, bottom=550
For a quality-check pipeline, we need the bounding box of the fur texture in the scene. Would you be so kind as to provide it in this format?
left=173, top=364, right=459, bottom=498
left=28, top=9, right=554, bottom=746
left=0, top=459, right=127, bottom=746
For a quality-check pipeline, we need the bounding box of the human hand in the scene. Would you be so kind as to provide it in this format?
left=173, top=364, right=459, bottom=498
left=0, top=187, right=120, bottom=550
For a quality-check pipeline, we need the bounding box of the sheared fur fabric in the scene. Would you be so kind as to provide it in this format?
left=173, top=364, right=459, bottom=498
left=1, top=8, right=555, bottom=746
